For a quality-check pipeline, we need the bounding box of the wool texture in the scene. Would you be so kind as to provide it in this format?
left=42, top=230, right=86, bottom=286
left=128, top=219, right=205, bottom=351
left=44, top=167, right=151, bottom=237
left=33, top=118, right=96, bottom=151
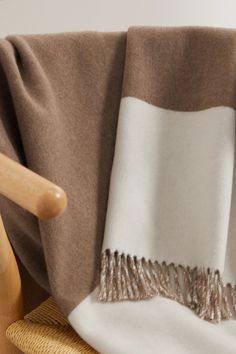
left=1, top=26, right=236, bottom=354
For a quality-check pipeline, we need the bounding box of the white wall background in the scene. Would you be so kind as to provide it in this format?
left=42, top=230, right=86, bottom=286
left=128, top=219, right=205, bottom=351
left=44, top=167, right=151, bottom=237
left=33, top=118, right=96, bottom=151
left=0, top=0, right=236, bottom=37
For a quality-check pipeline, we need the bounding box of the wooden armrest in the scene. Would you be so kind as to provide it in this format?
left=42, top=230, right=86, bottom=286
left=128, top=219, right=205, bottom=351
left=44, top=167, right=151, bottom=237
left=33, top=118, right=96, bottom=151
left=0, top=152, right=68, bottom=352
left=0, top=153, right=67, bottom=220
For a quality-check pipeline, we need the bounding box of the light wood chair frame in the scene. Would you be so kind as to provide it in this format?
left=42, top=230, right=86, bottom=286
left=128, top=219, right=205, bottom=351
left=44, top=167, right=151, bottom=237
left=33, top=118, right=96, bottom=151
left=0, top=152, right=67, bottom=353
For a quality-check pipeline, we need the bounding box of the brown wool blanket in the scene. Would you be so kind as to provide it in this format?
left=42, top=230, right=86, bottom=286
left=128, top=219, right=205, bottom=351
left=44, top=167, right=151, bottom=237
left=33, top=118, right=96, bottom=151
left=1, top=26, right=236, bottom=354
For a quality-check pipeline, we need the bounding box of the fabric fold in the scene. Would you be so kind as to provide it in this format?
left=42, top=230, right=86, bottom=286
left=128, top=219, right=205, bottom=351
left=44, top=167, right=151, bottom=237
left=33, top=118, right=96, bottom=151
left=1, top=25, right=236, bottom=354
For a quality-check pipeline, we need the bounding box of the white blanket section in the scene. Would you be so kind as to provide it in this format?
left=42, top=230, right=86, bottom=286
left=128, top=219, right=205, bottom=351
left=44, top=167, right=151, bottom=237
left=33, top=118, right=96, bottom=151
left=69, top=96, right=236, bottom=354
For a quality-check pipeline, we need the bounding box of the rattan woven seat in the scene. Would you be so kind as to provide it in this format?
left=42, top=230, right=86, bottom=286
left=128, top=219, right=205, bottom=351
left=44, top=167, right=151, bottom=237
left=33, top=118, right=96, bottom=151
left=6, top=297, right=97, bottom=354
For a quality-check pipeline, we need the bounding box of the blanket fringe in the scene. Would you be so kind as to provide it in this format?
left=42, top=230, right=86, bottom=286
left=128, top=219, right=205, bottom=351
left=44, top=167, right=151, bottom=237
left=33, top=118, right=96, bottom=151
left=98, top=249, right=236, bottom=323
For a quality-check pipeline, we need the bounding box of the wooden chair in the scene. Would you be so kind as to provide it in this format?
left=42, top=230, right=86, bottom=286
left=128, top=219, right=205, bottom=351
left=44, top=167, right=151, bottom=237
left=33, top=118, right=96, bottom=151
left=0, top=153, right=95, bottom=353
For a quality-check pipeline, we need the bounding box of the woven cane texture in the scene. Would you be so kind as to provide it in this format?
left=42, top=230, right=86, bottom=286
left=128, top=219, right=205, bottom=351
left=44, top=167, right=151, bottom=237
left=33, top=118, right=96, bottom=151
left=6, top=297, right=97, bottom=354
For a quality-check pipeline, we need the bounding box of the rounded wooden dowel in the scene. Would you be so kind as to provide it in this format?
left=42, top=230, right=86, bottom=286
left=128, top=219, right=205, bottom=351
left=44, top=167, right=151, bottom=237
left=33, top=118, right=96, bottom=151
left=0, top=153, right=67, bottom=220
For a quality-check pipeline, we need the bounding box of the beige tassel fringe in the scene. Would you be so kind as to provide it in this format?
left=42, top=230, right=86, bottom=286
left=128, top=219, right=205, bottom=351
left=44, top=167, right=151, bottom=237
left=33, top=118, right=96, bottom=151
left=98, top=249, right=236, bottom=323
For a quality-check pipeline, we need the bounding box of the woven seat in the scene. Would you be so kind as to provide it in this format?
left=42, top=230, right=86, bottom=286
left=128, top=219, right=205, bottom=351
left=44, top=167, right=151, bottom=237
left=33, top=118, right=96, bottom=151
left=6, top=297, right=97, bottom=354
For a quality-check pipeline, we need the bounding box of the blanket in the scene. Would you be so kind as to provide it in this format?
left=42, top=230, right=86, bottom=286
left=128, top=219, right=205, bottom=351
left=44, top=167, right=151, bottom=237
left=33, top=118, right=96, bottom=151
left=1, top=26, right=236, bottom=354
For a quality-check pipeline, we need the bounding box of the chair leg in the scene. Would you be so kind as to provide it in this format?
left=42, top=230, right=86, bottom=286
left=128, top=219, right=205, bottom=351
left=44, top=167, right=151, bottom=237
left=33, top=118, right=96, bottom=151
left=0, top=215, right=23, bottom=353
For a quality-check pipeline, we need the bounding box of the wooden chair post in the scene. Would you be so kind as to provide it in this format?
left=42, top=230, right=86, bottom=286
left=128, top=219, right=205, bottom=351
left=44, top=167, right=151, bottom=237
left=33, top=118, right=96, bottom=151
left=0, top=215, right=23, bottom=353
left=0, top=152, right=68, bottom=352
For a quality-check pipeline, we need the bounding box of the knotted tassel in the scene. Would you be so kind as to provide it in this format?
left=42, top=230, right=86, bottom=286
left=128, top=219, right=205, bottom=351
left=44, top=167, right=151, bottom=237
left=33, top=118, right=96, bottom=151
left=98, top=249, right=236, bottom=323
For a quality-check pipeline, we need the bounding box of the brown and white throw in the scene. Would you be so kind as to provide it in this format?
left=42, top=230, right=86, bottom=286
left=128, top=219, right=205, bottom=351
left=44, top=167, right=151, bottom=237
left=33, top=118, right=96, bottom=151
left=1, top=26, right=236, bottom=354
